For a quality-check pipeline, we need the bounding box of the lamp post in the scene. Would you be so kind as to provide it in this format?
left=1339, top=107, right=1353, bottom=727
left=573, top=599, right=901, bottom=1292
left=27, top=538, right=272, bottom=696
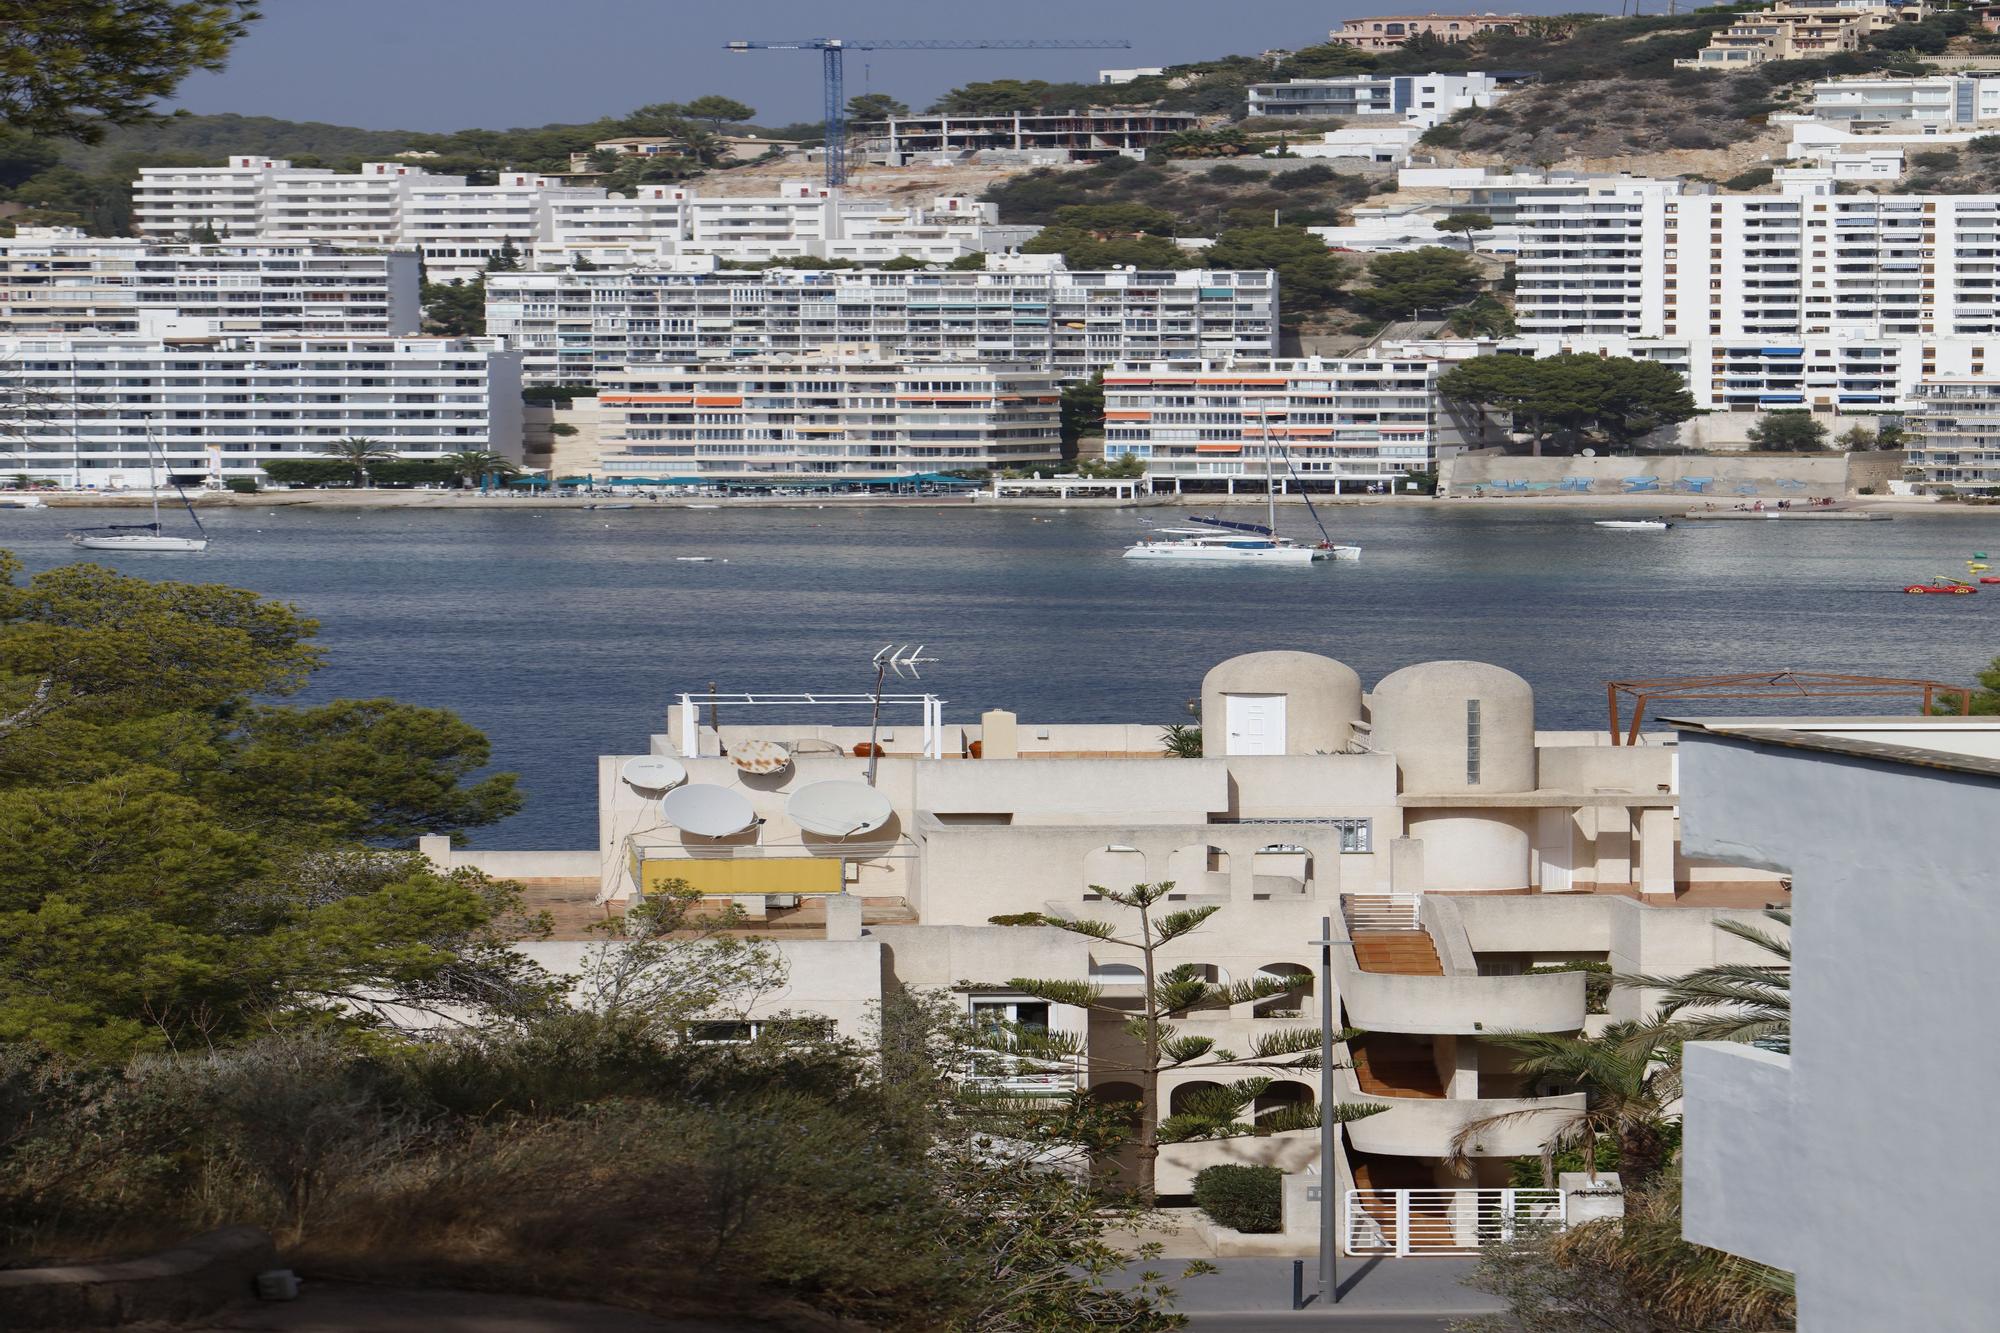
left=1311, top=913, right=1340, bottom=1306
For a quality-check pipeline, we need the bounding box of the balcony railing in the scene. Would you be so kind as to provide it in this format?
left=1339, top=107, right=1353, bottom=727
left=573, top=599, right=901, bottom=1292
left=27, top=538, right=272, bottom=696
left=1345, top=1188, right=1565, bottom=1256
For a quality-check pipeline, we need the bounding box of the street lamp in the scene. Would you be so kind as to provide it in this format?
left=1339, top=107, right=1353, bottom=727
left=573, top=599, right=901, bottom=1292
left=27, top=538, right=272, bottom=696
left=1311, top=914, right=1341, bottom=1307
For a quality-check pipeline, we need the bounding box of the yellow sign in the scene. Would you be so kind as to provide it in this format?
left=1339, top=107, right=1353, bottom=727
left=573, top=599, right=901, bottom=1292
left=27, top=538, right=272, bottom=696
left=639, top=857, right=844, bottom=897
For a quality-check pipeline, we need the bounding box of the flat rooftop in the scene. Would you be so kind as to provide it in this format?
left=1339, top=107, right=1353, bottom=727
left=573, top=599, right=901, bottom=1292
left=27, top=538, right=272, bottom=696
left=1666, top=716, right=2000, bottom=780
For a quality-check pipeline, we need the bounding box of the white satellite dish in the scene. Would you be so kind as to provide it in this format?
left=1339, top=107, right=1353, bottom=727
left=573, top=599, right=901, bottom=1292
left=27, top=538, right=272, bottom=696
left=786, top=779, right=894, bottom=838
left=660, top=783, right=757, bottom=837
left=621, top=755, right=687, bottom=790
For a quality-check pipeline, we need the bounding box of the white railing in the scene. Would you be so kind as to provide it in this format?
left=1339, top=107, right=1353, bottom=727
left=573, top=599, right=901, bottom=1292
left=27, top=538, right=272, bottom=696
left=1344, top=1188, right=1564, bottom=1256
left=1341, top=892, right=1422, bottom=932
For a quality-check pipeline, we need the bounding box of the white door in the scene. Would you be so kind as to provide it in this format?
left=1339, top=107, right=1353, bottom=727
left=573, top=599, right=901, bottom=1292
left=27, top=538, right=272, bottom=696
left=1224, top=693, right=1286, bottom=755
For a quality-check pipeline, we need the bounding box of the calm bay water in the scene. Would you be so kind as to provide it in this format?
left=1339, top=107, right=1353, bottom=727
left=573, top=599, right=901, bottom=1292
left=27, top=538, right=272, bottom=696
left=6, top=502, right=1998, bottom=847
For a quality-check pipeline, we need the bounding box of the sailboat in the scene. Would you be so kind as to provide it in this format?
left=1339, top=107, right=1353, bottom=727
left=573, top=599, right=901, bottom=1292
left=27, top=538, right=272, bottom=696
left=1122, top=390, right=1360, bottom=563
left=68, top=429, right=210, bottom=552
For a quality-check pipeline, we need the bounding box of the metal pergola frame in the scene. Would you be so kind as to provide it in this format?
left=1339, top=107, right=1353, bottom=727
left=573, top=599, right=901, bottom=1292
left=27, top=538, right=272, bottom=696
left=1606, top=672, right=1971, bottom=746
left=676, top=691, right=947, bottom=759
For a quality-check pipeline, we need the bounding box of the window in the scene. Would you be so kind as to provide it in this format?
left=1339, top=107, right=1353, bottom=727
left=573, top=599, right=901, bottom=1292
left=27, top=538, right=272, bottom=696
left=972, top=997, right=1050, bottom=1035
left=1467, top=699, right=1483, bottom=785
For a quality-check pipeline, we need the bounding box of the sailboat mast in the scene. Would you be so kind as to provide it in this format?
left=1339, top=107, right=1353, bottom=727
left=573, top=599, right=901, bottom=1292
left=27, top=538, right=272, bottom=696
left=146, top=424, right=163, bottom=530
left=1262, top=386, right=1278, bottom=534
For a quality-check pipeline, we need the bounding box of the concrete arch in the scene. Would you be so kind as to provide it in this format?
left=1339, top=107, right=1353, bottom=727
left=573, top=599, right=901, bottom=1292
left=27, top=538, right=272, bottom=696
left=1082, top=844, right=1148, bottom=897
left=1252, top=961, right=1314, bottom=1017
left=1165, top=843, right=1232, bottom=895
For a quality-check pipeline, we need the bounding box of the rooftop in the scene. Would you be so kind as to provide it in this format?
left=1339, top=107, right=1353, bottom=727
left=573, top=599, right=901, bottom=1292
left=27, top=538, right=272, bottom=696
left=1665, top=716, right=2000, bottom=780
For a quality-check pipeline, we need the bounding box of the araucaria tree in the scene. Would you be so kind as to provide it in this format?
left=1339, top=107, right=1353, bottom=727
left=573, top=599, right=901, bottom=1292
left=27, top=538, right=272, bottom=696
left=0, top=1, right=259, bottom=140
left=995, top=881, right=1383, bottom=1202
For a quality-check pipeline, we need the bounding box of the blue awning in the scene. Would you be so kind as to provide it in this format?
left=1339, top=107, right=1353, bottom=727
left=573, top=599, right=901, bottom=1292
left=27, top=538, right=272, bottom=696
left=1759, top=394, right=1805, bottom=403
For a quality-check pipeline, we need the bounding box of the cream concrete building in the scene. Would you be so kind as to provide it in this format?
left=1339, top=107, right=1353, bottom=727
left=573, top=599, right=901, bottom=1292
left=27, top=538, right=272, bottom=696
left=546, top=650, right=1785, bottom=1231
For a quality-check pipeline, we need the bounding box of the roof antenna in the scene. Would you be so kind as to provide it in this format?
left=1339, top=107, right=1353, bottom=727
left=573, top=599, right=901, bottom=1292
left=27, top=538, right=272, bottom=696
left=867, top=644, right=940, bottom=785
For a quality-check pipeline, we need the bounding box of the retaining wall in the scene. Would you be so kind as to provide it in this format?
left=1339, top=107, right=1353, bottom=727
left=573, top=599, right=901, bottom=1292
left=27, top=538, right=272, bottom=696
left=1441, top=453, right=1897, bottom=499
left=0, top=1227, right=275, bottom=1329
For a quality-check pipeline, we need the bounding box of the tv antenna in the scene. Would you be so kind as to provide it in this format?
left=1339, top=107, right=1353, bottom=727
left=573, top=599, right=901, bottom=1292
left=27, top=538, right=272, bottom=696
left=866, top=643, right=939, bottom=785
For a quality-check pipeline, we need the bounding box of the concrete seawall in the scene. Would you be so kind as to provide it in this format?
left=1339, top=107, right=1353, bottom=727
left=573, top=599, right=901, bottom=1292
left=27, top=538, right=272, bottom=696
left=1441, top=452, right=1903, bottom=500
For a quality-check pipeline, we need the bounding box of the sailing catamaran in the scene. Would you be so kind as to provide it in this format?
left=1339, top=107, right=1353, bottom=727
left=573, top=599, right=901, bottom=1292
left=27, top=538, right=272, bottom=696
left=68, top=430, right=211, bottom=552
left=1121, top=390, right=1360, bottom=563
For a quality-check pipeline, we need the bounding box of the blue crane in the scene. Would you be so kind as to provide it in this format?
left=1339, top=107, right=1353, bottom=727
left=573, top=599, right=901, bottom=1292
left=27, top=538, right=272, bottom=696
left=725, top=38, right=1133, bottom=187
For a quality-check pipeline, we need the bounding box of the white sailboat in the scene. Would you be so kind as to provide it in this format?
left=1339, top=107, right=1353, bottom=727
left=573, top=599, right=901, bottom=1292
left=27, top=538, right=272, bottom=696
left=1121, top=390, right=1360, bottom=563
left=68, top=429, right=210, bottom=552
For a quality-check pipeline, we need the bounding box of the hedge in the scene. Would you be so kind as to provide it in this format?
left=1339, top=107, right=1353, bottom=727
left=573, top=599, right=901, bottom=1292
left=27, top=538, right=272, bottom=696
left=261, top=459, right=459, bottom=486
left=1193, top=1164, right=1282, bottom=1233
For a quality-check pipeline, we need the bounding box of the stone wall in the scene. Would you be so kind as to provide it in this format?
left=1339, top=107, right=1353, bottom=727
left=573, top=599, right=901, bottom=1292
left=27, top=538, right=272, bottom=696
left=1440, top=452, right=1899, bottom=500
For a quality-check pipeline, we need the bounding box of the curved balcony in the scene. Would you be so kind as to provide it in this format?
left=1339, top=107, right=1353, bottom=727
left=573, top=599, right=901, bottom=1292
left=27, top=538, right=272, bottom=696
left=1334, top=955, right=1586, bottom=1035
left=1336, top=1078, right=1586, bottom=1159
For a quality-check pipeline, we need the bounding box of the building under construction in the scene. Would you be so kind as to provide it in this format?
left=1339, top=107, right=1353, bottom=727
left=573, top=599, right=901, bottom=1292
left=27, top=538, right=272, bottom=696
left=858, top=111, right=1200, bottom=166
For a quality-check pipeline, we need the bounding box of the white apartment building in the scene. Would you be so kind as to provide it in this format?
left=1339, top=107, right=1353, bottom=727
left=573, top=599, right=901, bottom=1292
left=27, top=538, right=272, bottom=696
left=1247, top=72, right=1509, bottom=128
left=1901, top=377, right=2000, bottom=489
left=0, top=335, right=522, bottom=485
left=593, top=352, right=1062, bottom=484
left=1513, top=177, right=2000, bottom=340
left=860, top=111, right=1199, bottom=165
left=1097, top=66, right=1166, bottom=84
left=483, top=260, right=1280, bottom=387
left=1676, top=0, right=1924, bottom=70
left=1808, top=73, right=2000, bottom=128
left=476, top=648, right=1791, bottom=1219
left=1101, top=354, right=1498, bottom=491
left=0, top=228, right=419, bottom=338
left=1504, top=334, right=2000, bottom=412
left=133, top=159, right=1037, bottom=280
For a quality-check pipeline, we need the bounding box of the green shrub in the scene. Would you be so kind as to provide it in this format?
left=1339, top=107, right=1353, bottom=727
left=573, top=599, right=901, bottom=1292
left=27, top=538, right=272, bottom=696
left=1722, top=167, right=1773, bottom=191
left=224, top=477, right=259, bottom=494
left=1524, top=961, right=1612, bottom=1014
left=1193, top=1164, right=1282, bottom=1233
left=1858, top=485, right=1876, bottom=496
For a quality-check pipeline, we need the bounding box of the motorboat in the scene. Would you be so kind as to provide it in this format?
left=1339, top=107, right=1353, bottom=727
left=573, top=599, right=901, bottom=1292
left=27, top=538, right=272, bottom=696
left=1595, top=520, right=1673, bottom=531
left=0, top=495, right=46, bottom=509
left=1904, top=579, right=1976, bottom=595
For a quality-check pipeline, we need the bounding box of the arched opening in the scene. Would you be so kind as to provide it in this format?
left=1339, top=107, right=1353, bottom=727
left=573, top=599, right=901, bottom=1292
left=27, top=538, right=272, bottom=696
left=1253, top=843, right=1311, bottom=885
left=1252, top=962, right=1314, bottom=1018
left=1090, top=1080, right=1145, bottom=1128
left=1252, top=1079, right=1316, bottom=1128
left=1089, top=960, right=1145, bottom=988
left=1082, top=844, right=1147, bottom=899
left=1169, top=1079, right=1226, bottom=1117
left=1165, top=844, right=1231, bottom=895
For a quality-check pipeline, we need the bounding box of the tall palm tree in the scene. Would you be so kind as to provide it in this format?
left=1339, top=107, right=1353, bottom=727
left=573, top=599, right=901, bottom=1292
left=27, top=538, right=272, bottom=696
left=1618, top=908, right=1791, bottom=1052
left=322, top=436, right=395, bottom=488
left=439, top=449, right=519, bottom=489
left=1447, top=1023, right=1680, bottom=1188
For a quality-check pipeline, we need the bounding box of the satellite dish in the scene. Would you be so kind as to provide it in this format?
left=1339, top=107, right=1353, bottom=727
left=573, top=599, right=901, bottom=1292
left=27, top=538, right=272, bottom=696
left=660, top=783, right=757, bottom=837
left=730, top=738, right=791, bottom=775
left=621, top=755, right=687, bottom=790
left=786, top=779, right=894, bottom=838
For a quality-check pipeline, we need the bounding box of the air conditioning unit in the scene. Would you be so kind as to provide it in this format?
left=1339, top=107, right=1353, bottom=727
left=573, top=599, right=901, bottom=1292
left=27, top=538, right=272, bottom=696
left=768, top=894, right=801, bottom=909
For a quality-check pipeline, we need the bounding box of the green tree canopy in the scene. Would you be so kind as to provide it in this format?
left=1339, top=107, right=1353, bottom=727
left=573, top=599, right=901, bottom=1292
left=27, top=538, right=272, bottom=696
left=1348, top=245, right=1484, bottom=319
left=930, top=79, right=1079, bottom=115
left=1745, top=410, right=1829, bottom=453
left=681, top=95, right=755, bottom=128
left=422, top=278, right=486, bottom=337
left=0, top=1, right=258, bottom=141
left=1202, top=227, right=1349, bottom=318
left=845, top=93, right=909, bottom=122
left=1022, top=226, right=1193, bottom=271
left=1434, top=211, right=1494, bottom=248
left=0, top=553, right=531, bottom=1056
left=1440, top=353, right=1697, bottom=454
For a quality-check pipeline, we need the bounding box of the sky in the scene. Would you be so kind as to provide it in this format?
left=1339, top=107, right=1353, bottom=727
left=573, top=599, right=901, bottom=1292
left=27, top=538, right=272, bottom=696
left=161, top=0, right=1599, bottom=133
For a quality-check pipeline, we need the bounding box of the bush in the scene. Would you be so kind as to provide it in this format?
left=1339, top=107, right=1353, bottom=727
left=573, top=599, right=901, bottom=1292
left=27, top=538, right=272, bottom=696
left=1722, top=167, right=1773, bottom=191
left=1193, top=1164, right=1282, bottom=1233
left=224, top=477, right=258, bottom=494
left=1524, top=961, right=1613, bottom=1014
left=1858, top=485, right=1876, bottom=496
left=1972, top=135, right=2000, bottom=156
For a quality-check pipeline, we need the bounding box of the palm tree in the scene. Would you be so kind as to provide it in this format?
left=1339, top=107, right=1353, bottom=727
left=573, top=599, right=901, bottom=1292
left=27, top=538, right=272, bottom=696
left=439, top=449, right=519, bottom=489
left=1447, top=1023, right=1680, bottom=1188
left=322, top=436, right=395, bottom=488
left=1618, top=908, right=1791, bottom=1052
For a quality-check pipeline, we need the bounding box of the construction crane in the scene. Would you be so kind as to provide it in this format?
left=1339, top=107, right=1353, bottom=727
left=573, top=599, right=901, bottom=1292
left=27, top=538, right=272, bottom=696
left=725, top=38, right=1133, bottom=187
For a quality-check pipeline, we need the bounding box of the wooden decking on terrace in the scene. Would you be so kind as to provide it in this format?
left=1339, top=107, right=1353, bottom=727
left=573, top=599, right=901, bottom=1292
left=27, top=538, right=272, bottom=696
left=1349, top=929, right=1445, bottom=976
left=1350, top=1040, right=1447, bottom=1100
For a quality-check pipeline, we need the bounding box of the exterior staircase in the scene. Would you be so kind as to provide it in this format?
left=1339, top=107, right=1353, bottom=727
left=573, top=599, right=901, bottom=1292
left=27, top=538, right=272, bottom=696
left=1349, top=930, right=1445, bottom=976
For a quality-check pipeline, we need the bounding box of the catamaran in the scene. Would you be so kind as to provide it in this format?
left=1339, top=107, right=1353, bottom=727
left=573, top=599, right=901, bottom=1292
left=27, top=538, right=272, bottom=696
left=1120, top=398, right=1361, bottom=564
left=68, top=430, right=210, bottom=552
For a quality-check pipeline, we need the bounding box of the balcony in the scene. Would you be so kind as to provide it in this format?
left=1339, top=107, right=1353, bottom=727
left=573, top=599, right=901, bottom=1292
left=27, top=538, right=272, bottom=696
left=1332, top=895, right=1586, bottom=1035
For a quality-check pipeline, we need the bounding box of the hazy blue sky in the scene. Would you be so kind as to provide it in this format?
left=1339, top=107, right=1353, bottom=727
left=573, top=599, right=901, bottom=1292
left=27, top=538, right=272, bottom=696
left=162, top=0, right=1593, bottom=132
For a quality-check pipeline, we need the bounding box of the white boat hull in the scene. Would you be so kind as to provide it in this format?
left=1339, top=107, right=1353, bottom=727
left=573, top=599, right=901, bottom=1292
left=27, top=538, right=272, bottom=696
left=1124, top=543, right=1319, bottom=564
left=1594, top=521, right=1670, bottom=531
left=70, top=534, right=209, bottom=552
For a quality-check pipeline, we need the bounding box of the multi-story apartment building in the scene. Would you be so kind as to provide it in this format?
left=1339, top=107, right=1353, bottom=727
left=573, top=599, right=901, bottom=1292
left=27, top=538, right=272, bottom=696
left=859, top=111, right=1199, bottom=165
left=1677, top=0, right=1925, bottom=70
left=592, top=351, right=1062, bottom=484
left=1901, top=377, right=2000, bottom=490
left=1327, top=13, right=1528, bottom=50
left=482, top=260, right=1280, bottom=387
left=0, top=228, right=419, bottom=338
left=1100, top=354, right=1497, bottom=492
left=0, top=335, right=521, bottom=485
left=455, top=648, right=1787, bottom=1227
left=133, top=160, right=1038, bottom=280
left=1513, top=178, right=2000, bottom=341
left=1506, top=334, right=2000, bottom=412
left=1807, top=72, right=2000, bottom=128
left=1247, top=71, right=1511, bottom=127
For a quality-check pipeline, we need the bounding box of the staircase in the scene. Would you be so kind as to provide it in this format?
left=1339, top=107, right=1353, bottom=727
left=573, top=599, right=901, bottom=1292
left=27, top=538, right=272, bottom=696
left=1350, top=1040, right=1447, bottom=1099
left=1349, top=930, right=1445, bottom=976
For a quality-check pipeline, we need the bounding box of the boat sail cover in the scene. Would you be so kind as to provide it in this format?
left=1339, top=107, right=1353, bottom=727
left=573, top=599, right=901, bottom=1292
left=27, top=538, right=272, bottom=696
left=1190, top=514, right=1275, bottom=537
